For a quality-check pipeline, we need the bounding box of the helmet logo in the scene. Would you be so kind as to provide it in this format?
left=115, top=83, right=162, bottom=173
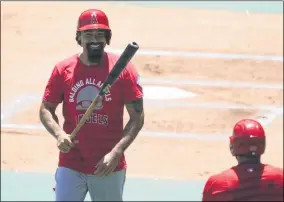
left=91, top=12, right=98, bottom=24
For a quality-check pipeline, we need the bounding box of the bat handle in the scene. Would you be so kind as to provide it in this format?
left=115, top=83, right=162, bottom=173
left=70, top=127, right=80, bottom=140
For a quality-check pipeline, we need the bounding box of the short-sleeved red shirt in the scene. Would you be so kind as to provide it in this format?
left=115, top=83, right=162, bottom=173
left=43, top=52, right=143, bottom=174
left=202, top=163, right=283, bottom=201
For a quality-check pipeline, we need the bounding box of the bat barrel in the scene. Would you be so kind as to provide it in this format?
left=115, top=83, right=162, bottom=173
left=124, top=42, right=139, bottom=57
left=98, top=42, right=139, bottom=96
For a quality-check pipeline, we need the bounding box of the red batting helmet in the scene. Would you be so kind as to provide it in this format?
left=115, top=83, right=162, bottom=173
left=76, top=9, right=112, bottom=45
left=77, top=9, right=111, bottom=31
left=230, top=119, right=266, bottom=156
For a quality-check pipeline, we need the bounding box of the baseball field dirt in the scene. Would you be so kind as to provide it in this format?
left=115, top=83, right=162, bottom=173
left=1, top=1, right=283, bottom=184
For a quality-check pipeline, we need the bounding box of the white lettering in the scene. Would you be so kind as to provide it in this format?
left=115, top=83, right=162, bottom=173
left=69, top=80, right=84, bottom=102
left=85, top=78, right=90, bottom=85
left=86, top=78, right=97, bottom=85
left=96, top=81, right=103, bottom=88
left=68, top=78, right=113, bottom=103
left=105, top=94, right=112, bottom=101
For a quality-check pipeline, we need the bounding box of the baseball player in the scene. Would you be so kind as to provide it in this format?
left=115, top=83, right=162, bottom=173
left=202, top=119, right=283, bottom=201
left=39, top=9, right=144, bottom=201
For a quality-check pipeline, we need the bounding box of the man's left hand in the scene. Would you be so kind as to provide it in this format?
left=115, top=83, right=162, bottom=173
left=94, top=150, right=122, bottom=176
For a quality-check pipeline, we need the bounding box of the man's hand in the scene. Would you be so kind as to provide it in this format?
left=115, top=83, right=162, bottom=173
left=56, top=132, right=74, bottom=153
left=94, top=150, right=122, bottom=176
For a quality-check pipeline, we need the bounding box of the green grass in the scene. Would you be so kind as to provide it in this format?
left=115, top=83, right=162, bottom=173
left=1, top=170, right=205, bottom=201
left=123, top=1, right=283, bottom=14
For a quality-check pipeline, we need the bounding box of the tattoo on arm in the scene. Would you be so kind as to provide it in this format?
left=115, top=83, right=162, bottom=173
left=125, top=98, right=144, bottom=129
left=113, top=98, right=144, bottom=154
left=39, top=101, right=64, bottom=139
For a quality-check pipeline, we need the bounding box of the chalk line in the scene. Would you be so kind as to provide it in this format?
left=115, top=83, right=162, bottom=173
left=43, top=72, right=282, bottom=89
left=2, top=94, right=282, bottom=112
left=141, top=78, right=283, bottom=90
left=2, top=118, right=282, bottom=140
left=146, top=100, right=283, bottom=111
left=1, top=94, right=40, bottom=123
left=256, top=108, right=283, bottom=127
left=2, top=123, right=44, bottom=130
left=2, top=106, right=282, bottom=140
left=1, top=123, right=228, bottom=141
left=144, top=85, right=197, bottom=99
left=107, top=48, right=283, bottom=62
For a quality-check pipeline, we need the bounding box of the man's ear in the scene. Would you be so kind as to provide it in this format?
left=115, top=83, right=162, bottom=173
left=75, top=31, right=82, bottom=46
left=229, top=144, right=234, bottom=156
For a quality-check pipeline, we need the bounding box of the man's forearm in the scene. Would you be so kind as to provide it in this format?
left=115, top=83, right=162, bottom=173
left=112, top=114, right=144, bottom=154
left=39, top=108, right=64, bottom=139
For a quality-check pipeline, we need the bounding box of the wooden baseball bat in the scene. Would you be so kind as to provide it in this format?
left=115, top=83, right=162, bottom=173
left=70, top=42, right=139, bottom=140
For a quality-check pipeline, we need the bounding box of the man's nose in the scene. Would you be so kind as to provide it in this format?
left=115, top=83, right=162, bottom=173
left=89, top=37, right=98, bottom=43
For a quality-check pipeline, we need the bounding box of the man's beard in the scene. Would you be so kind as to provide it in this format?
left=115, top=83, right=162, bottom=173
left=86, top=42, right=105, bottom=64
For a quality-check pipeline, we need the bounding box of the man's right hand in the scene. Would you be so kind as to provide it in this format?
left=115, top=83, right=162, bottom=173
left=56, top=132, right=74, bottom=153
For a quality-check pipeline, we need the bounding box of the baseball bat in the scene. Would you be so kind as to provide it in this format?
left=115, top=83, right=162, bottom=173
left=70, top=42, right=139, bottom=140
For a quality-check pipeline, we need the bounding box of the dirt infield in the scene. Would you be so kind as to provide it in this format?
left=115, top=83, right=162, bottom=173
left=1, top=2, right=283, bottom=180
left=134, top=56, right=283, bottom=83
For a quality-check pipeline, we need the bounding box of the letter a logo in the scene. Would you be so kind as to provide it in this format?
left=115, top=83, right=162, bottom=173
left=91, top=12, right=98, bottom=24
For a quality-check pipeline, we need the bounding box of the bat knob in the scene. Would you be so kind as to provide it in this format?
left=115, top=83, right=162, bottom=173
left=130, top=42, right=139, bottom=49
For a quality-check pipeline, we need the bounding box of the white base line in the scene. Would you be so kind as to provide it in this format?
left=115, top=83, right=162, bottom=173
left=1, top=94, right=40, bottom=124
left=1, top=123, right=228, bottom=141
left=146, top=100, right=282, bottom=111
left=256, top=109, right=283, bottom=127
left=106, top=48, right=283, bottom=62
left=1, top=100, right=282, bottom=140
left=43, top=73, right=282, bottom=89
left=142, top=78, right=283, bottom=90
left=1, top=95, right=282, bottom=121
left=2, top=119, right=282, bottom=140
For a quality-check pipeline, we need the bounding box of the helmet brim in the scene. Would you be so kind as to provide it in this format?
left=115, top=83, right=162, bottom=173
left=77, top=24, right=110, bottom=31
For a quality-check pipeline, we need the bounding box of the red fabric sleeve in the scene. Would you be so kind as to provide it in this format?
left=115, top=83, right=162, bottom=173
left=202, top=175, right=231, bottom=201
left=202, top=176, right=216, bottom=201
left=42, top=65, right=64, bottom=104
left=121, top=62, right=143, bottom=102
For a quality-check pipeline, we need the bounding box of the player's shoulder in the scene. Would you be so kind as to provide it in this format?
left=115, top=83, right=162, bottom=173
left=263, top=164, right=283, bottom=176
left=209, top=167, right=236, bottom=180
left=204, top=168, right=232, bottom=192
left=263, top=163, right=283, bottom=171
left=54, top=53, right=79, bottom=73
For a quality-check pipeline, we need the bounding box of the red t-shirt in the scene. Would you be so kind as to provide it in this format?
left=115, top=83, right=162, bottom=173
left=202, top=163, right=283, bottom=201
left=42, top=52, right=143, bottom=174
